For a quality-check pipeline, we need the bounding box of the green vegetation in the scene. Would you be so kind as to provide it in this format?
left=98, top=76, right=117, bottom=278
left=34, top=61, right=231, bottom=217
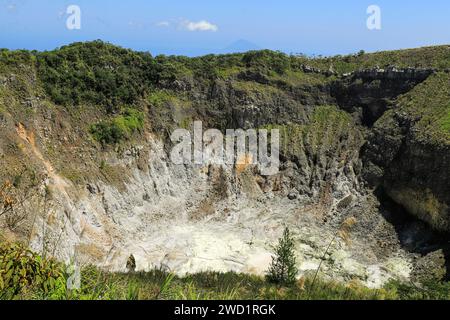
left=90, top=108, right=144, bottom=145
left=0, top=242, right=66, bottom=300
left=441, top=109, right=450, bottom=133
left=27, top=42, right=300, bottom=106
left=242, top=50, right=290, bottom=75
left=385, top=280, right=450, bottom=300
left=0, top=49, right=36, bottom=73
left=384, top=72, right=450, bottom=143
left=231, top=80, right=282, bottom=95
left=296, top=45, right=450, bottom=74
left=270, top=69, right=331, bottom=86
left=265, top=105, right=363, bottom=160
left=1, top=240, right=450, bottom=300
left=266, top=227, right=298, bottom=285
left=71, top=268, right=392, bottom=300
left=36, top=41, right=157, bottom=108
left=147, top=90, right=178, bottom=108
left=1, top=41, right=450, bottom=301
left=2, top=41, right=449, bottom=112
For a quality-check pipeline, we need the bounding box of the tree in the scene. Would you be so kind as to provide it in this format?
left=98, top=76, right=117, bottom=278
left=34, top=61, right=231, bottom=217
left=0, top=169, right=46, bottom=232
left=126, top=254, right=136, bottom=272
left=357, top=50, right=366, bottom=57
left=266, top=227, right=298, bottom=285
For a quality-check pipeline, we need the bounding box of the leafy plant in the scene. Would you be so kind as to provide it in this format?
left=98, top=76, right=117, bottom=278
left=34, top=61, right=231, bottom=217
left=90, top=108, right=144, bottom=145
left=0, top=242, right=65, bottom=299
left=126, top=280, right=140, bottom=300
left=36, top=40, right=157, bottom=107
left=155, top=272, right=175, bottom=299
left=242, top=50, right=291, bottom=75
left=385, top=279, right=450, bottom=300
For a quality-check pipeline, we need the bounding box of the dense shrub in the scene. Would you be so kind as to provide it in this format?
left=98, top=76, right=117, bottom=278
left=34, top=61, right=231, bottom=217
left=0, top=242, right=65, bottom=299
left=441, top=109, right=450, bottom=132
left=90, top=108, right=144, bottom=144
left=242, top=50, right=291, bottom=75
left=4, top=41, right=449, bottom=109
left=1, top=239, right=449, bottom=300
left=36, top=41, right=158, bottom=107
left=385, top=280, right=450, bottom=300
left=0, top=49, right=36, bottom=68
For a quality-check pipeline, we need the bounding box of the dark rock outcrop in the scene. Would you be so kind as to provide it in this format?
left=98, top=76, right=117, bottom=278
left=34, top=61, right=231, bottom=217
left=362, top=72, right=450, bottom=231
left=363, top=110, right=450, bottom=231
left=331, top=67, right=435, bottom=126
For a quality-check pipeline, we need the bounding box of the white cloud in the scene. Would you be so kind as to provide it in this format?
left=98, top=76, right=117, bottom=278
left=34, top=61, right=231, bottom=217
left=155, top=18, right=219, bottom=32
left=156, top=21, right=170, bottom=27
left=180, top=19, right=218, bottom=32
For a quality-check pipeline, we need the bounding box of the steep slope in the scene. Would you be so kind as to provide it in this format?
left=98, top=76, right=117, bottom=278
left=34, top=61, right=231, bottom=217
left=363, top=72, right=450, bottom=231
left=0, top=42, right=449, bottom=286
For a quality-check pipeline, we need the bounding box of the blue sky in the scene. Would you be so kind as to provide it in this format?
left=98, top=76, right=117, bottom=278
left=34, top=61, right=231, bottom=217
left=1, top=0, right=449, bottom=56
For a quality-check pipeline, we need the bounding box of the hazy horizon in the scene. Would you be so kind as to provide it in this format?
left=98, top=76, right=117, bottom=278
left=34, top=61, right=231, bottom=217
left=3, top=39, right=450, bottom=59
left=1, top=0, right=450, bottom=57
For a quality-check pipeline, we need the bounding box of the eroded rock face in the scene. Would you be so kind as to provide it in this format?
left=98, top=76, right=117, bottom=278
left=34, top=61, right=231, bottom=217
left=362, top=73, right=450, bottom=232
left=22, top=136, right=415, bottom=288
left=1, top=53, right=448, bottom=287
left=331, top=68, right=435, bottom=126
left=364, top=114, right=450, bottom=231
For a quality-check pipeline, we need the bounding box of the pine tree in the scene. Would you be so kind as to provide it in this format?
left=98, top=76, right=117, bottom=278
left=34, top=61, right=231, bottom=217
left=266, top=227, right=298, bottom=285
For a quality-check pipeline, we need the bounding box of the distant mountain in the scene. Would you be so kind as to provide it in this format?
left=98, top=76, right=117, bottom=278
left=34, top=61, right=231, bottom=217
left=221, top=39, right=261, bottom=54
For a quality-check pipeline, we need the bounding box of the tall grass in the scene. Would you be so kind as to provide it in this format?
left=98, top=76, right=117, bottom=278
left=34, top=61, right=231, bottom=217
left=1, top=240, right=449, bottom=300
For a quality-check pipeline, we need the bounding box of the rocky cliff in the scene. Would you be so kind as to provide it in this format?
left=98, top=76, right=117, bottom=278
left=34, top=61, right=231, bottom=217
left=363, top=72, right=450, bottom=232
left=0, top=42, right=449, bottom=286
